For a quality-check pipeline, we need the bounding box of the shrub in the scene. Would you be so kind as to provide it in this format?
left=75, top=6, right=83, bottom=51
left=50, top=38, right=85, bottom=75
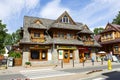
left=9, top=51, right=21, bottom=58
left=25, top=62, right=31, bottom=66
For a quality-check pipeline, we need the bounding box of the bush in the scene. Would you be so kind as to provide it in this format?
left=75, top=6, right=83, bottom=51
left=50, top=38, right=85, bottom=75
left=25, top=62, right=31, bottom=66
left=9, top=51, right=21, bottom=58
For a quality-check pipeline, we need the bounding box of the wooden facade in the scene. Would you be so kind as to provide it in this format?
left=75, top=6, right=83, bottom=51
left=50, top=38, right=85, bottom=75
left=19, top=11, right=100, bottom=66
left=99, top=23, right=120, bottom=55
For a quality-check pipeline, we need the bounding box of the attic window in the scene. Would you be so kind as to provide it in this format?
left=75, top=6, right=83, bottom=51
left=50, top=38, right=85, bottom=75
left=61, top=15, right=69, bottom=23
left=34, top=20, right=42, bottom=24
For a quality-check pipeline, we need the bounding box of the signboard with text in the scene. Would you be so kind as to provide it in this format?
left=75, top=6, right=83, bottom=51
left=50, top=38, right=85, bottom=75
left=59, top=50, right=63, bottom=59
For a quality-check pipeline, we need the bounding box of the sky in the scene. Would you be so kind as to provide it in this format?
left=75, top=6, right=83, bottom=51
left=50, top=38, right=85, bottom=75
left=0, top=0, right=120, bottom=33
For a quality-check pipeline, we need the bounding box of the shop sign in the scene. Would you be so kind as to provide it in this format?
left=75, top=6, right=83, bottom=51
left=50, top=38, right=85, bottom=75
left=30, top=45, right=50, bottom=49
left=57, top=45, right=76, bottom=50
left=59, top=50, right=63, bottom=59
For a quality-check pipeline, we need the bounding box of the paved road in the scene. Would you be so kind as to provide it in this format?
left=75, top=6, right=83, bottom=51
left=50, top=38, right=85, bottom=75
left=83, top=70, right=120, bottom=80
left=0, top=64, right=120, bottom=80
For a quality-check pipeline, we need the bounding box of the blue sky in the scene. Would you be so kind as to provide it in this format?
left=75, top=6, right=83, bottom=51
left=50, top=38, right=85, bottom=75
left=0, top=0, right=120, bottom=33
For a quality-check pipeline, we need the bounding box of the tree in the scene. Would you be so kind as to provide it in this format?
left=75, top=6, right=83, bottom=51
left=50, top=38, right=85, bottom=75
left=5, top=33, right=13, bottom=45
left=11, top=29, right=21, bottom=44
left=93, top=27, right=104, bottom=35
left=5, top=29, right=21, bottom=45
left=112, top=11, right=120, bottom=25
left=0, top=20, right=7, bottom=54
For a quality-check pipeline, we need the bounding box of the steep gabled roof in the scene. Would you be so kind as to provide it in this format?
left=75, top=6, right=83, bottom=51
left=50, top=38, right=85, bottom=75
left=55, top=11, right=76, bottom=25
left=100, top=23, right=120, bottom=34
left=77, top=25, right=93, bottom=34
left=48, top=11, right=83, bottom=30
left=94, top=35, right=101, bottom=42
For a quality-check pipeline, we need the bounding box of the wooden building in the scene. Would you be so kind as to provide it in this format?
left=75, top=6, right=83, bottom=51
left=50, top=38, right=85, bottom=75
left=19, top=11, right=100, bottom=66
left=98, top=23, right=120, bottom=55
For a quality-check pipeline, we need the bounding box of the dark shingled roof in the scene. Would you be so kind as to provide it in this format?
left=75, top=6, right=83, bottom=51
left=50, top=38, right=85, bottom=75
left=77, top=25, right=93, bottom=34
left=100, top=23, right=120, bottom=34
left=29, top=23, right=47, bottom=29
left=52, top=38, right=83, bottom=45
left=94, top=35, right=101, bottom=42
left=20, top=14, right=100, bottom=47
left=51, top=23, right=82, bottom=30
left=80, top=29, right=93, bottom=34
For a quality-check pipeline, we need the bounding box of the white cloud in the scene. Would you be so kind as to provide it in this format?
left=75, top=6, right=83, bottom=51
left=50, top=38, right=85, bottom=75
left=74, top=0, right=120, bottom=28
left=0, top=0, right=39, bottom=33
left=39, top=0, right=70, bottom=19
left=0, top=0, right=39, bottom=20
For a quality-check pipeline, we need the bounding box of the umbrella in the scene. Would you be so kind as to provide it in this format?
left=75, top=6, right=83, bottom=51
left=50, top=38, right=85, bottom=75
left=98, top=51, right=106, bottom=56
left=98, top=51, right=106, bottom=54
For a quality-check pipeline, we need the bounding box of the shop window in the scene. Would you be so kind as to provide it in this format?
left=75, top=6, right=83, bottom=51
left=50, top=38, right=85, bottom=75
left=34, top=33, right=40, bottom=37
left=41, top=50, right=47, bottom=60
left=84, top=53, right=90, bottom=59
left=64, top=53, right=68, bottom=59
left=31, top=50, right=39, bottom=59
left=114, top=45, right=119, bottom=51
left=70, top=50, right=73, bottom=59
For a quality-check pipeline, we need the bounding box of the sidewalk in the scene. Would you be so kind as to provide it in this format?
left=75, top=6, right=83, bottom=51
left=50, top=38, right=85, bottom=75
left=0, top=61, right=119, bottom=75
left=54, top=61, right=119, bottom=70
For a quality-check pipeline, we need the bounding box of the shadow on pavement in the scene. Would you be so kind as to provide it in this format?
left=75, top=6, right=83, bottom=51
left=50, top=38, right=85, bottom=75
left=102, top=71, right=120, bottom=80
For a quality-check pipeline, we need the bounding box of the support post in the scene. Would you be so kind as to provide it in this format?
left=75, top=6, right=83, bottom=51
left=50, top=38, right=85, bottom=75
left=83, top=61, right=85, bottom=67
left=73, top=59, right=74, bottom=67
left=61, top=59, right=63, bottom=68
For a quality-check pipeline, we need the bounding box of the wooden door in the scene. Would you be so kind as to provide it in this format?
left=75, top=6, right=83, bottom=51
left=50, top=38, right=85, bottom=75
left=79, top=51, right=84, bottom=63
left=64, top=51, right=69, bottom=63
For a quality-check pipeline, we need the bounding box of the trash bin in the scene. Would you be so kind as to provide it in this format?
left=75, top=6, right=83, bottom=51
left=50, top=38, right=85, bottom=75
left=7, top=57, right=14, bottom=67
left=2, top=59, right=7, bottom=65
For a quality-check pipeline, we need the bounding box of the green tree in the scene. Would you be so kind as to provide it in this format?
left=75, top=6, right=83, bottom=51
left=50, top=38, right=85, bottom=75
left=93, top=27, right=104, bottom=35
left=112, top=11, right=120, bottom=25
left=5, top=29, right=21, bottom=45
left=5, top=33, right=13, bottom=45
left=12, top=29, right=21, bottom=44
left=0, top=20, right=7, bottom=54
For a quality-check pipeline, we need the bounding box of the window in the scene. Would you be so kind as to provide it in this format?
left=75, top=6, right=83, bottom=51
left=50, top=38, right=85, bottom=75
left=34, top=33, right=40, bottom=37
left=58, top=32, right=64, bottom=38
left=70, top=50, right=73, bottom=59
left=30, top=50, right=48, bottom=61
left=110, top=33, right=112, bottom=38
left=61, top=33, right=64, bottom=38
left=41, top=50, right=47, bottom=60
left=83, top=36, right=86, bottom=40
left=70, top=34, right=73, bottom=38
left=67, top=33, right=71, bottom=39
left=61, top=15, right=69, bottom=23
left=114, top=45, right=119, bottom=51
left=58, top=32, right=61, bottom=37
left=31, top=50, right=39, bottom=59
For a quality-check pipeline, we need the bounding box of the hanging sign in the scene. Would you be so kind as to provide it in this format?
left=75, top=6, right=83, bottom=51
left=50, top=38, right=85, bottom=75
left=59, top=50, right=63, bottom=59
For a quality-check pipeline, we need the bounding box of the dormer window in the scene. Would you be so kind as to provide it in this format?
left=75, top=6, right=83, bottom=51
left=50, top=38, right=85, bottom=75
left=61, top=15, right=69, bottom=23
left=34, top=33, right=40, bottom=37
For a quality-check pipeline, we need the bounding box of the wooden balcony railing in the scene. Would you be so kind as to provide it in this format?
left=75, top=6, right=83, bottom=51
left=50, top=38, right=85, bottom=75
left=31, top=37, right=45, bottom=43
left=83, top=41, right=94, bottom=45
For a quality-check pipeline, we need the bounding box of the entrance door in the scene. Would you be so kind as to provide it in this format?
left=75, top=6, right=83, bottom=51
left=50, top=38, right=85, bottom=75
left=79, top=51, right=84, bottom=63
left=64, top=52, right=69, bottom=63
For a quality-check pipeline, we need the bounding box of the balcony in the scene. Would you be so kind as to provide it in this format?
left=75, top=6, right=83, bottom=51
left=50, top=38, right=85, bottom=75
left=83, top=40, right=94, bottom=45
left=31, top=37, right=45, bottom=43
left=101, top=37, right=114, bottom=42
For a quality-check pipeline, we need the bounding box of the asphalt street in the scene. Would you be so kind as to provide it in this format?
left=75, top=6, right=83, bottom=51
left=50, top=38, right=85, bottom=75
left=0, top=64, right=120, bottom=80
left=83, top=70, right=120, bottom=80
